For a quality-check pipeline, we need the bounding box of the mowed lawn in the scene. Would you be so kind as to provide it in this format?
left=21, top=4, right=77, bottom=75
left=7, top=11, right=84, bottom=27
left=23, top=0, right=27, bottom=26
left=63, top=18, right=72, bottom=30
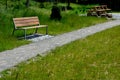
left=0, top=25, right=120, bottom=80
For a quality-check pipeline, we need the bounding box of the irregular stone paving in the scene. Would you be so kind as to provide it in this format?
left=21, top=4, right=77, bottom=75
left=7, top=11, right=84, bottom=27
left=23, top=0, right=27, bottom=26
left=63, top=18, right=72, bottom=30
left=0, top=20, right=120, bottom=72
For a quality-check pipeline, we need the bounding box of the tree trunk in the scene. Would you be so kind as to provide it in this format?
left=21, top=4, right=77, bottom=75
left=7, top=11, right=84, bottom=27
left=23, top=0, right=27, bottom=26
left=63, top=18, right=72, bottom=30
left=6, top=0, right=7, bottom=9
left=67, top=0, right=72, bottom=10
left=67, top=0, right=70, bottom=7
left=26, top=0, right=30, bottom=8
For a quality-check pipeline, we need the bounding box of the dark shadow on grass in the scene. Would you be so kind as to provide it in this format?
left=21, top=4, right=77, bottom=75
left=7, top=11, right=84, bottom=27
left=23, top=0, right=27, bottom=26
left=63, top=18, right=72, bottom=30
left=18, top=34, right=44, bottom=40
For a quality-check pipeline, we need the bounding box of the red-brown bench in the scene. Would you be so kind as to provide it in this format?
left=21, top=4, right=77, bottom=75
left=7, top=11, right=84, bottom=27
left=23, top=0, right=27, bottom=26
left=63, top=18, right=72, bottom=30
left=13, top=16, right=48, bottom=39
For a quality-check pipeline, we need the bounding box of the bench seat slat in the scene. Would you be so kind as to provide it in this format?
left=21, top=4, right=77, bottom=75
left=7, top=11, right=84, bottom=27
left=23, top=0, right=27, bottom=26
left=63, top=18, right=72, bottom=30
left=15, top=22, right=40, bottom=27
left=14, top=19, right=39, bottom=24
left=17, top=25, right=47, bottom=29
left=13, top=17, right=40, bottom=27
left=13, top=17, right=38, bottom=20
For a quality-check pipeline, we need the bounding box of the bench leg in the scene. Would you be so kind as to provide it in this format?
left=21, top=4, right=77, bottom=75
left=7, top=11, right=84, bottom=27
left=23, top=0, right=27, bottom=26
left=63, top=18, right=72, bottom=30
left=12, top=29, right=15, bottom=35
left=46, top=26, right=48, bottom=35
left=24, top=29, right=26, bottom=39
left=35, top=28, right=38, bottom=34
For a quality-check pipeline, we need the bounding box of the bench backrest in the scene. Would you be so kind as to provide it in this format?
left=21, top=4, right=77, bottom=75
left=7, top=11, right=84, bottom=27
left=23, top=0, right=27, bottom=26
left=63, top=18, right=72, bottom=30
left=101, top=5, right=108, bottom=9
left=13, top=16, right=40, bottom=28
left=93, top=6, right=103, bottom=11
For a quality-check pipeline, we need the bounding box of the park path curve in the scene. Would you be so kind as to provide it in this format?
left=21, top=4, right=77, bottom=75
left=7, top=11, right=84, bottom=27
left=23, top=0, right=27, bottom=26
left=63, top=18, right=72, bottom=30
left=0, top=20, right=120, bottom=72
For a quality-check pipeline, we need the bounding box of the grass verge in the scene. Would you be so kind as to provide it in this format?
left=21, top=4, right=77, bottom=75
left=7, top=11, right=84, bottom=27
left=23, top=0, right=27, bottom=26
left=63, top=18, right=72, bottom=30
left=0, top=5, right=107, bottom=52
left=0, top=25, right=120, bottom=80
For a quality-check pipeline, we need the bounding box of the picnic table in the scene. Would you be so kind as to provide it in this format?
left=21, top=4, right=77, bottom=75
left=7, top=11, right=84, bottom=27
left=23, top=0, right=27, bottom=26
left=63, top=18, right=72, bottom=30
left=87, top=5, right=112, bottom=18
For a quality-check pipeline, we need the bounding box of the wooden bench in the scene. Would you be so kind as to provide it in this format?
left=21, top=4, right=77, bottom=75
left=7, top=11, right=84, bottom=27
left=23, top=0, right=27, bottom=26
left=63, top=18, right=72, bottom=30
left=87, top=5, right=112, bottom=17
left=100, top=5, right=111, bottom=12
left=87, top=9, right=99, bottom=16
left=93, top=6, right=107, bottom=16
left=87, top=6, right=105, bottom=17
left=13, top=16, right=48, bottom=39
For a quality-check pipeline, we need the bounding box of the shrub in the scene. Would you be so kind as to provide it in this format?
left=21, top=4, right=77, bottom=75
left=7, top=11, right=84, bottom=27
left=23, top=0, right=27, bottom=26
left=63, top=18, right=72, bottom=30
left=50, top=3, right=62, bottom=21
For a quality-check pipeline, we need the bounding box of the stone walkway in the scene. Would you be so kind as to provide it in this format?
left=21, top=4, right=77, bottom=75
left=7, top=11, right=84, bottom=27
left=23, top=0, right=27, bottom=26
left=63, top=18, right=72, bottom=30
left=0, top=20, right=120, bottom=72
left=112, top=13, right=120, bottom=19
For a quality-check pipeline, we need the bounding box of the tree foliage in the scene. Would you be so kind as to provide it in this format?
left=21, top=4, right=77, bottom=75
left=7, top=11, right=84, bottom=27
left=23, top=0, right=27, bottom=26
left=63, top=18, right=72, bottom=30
left=1, top=0, right=120, bottom=11
left=25, top=0, right=30, bottom=7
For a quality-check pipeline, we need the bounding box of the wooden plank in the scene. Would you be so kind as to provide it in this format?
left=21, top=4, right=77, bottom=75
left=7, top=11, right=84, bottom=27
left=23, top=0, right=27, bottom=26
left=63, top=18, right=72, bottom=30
left=13, top=17, right=38, bottom=21
left=14, top=19, right=39, bottom=24
left=17, top=25, right=47, bottom=29
left=101, top=5, right=111, bottom=11
left=13, top=17, right=40, bottom=27
left=14, top=18, right=39, bottom=23
left=14, top=20, right=39, bottom=24
left=14, top=18, right=39, bottom=22
left=15, top=22, right=40, bottom=27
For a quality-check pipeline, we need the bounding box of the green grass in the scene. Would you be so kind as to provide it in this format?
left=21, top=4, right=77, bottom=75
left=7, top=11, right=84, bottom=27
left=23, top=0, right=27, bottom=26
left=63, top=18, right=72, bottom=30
left=0, top=26, right=120, bottom=80
left=0, top=2, right=107, bottom=52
